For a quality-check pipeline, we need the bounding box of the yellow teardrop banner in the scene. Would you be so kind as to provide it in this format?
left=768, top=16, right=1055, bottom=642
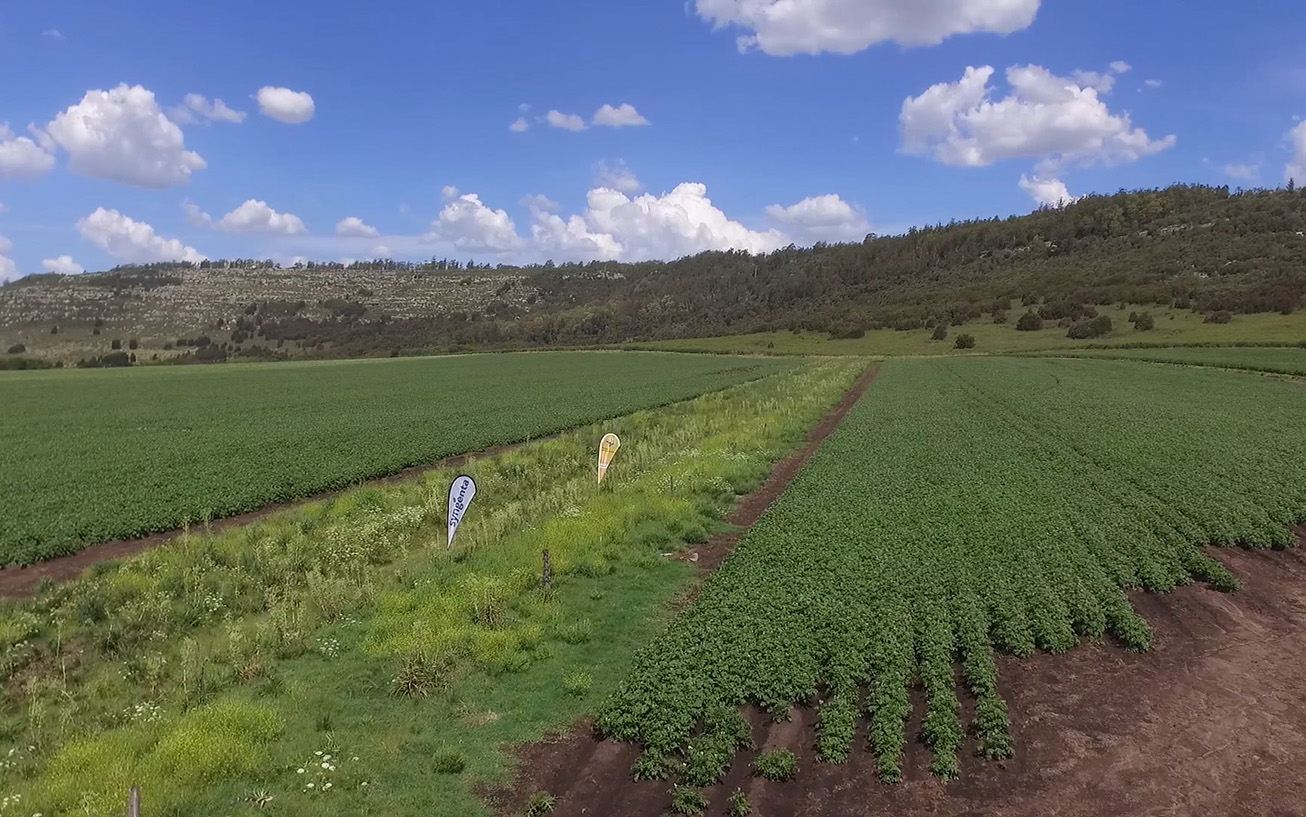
left=597, top=433, right=621, bottom=485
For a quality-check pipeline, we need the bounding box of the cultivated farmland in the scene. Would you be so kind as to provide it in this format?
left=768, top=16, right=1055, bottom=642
left=1058, top=344, right=1306, bottom=376
left=0, top=352, right=790, bottom=565
left=596, top=357, right=1306, bottom=787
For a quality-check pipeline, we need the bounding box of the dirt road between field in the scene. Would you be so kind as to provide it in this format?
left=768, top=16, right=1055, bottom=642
left=496, top=527, right=1306, bottom=817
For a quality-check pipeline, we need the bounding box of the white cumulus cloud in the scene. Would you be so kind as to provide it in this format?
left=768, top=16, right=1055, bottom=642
left=336, top=216, right=379, bottom=237
left=695, top=0, right=1041, bottom=55
left=216, top=200, right=307, bottom=235
left=1223, top=163, right=1260, bottom=183
left=1109, top=61, right=1132, bottom=74
left=46, top=84, right=206, bottom=188
left=545, top=110, right=587, bottom=132
left=257, top=87, right=315, bottom=124
left=424, top=193, right=522, bottom=252
left=1143, top=79, right=1163, bottom=89
left=0, top=123, right=56, bottom=180
left=1287, top=122, right=1306, bottom=186
left=509, top=117, right=531, bottom=132
left=42, top=255, right=84, bottom=275
left=593, top=104, right=650, bottom=128
left=594, top=160, right=642, bottom=194
left=441, top=185, right=461, bottom=200
left=900, top=64, right=1176, bottom=171
left=764, top=194, right=871, bottom=242
left=77, top=208, right=205, bottom=264
left=0, top=234, right=17, bottom=282
left=172, top=93, right=247, bottom=125
left=1019, top=174, right=1077, bottom=207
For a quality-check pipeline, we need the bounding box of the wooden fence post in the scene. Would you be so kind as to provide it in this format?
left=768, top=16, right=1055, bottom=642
left=542, top=549, right=552, bottom=594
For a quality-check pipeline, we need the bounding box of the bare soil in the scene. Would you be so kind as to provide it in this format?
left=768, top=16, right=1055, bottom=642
left=497, top=532, right=1306, bottom=815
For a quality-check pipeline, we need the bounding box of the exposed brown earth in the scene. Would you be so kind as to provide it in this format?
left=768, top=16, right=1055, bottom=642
left=497, top=531, right=1306, bottom=816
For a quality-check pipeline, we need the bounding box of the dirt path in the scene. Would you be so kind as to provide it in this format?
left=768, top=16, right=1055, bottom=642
left=497, top=532, right=1306, bottom=817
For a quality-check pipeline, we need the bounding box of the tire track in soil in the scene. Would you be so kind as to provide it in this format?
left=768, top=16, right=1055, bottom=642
left=491, top=485, right=1306, bottom=813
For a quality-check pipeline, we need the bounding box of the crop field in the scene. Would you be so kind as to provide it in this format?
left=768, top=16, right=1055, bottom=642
left=1056, top=345, right=1306, bottom=376
left=597, top=356, right=1306, bottom=785
left=0, top=351, right=791, bottom=566
left=0, top=358, right=865, bottom=816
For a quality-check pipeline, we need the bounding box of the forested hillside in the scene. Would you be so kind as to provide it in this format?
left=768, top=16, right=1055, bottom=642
left=3, top=184, right=1304, bottom=361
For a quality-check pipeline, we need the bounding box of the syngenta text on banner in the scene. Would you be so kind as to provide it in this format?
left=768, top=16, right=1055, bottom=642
left=447, top=474, right=477, bottom=548
left=597, top=433, right=621, bottom=485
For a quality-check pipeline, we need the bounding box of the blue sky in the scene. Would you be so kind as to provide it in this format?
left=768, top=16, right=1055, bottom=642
left=1, top=0, right=1304, bottom=279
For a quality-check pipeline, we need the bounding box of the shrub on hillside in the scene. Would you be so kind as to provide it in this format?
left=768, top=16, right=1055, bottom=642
left=1015, top=311, right=1044, bottom=331
left=954, top=334, right=976, bottom=349
left=931, top=324, right=948, bottom=341
left=1068, top=315, right=1113, bottom=339
left=6, top=343, right=25, bottom=354
left=1134, top=312, right=1155, bottom=331
left=1204, top=310, right=1233, bottom=324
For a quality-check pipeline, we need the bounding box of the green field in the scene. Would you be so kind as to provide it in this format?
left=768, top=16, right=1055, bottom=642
left=630, top=307, right=1306, bottom=357
left=0, top=359, right=865, bottom=816
left=0, top=351, right=791, bottom=565
left=1057, top=345, right=1306, bottom=376
left=597, top=357, right=1306, bottom=782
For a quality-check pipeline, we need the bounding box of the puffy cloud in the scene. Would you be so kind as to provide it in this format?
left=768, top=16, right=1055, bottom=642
left=593, top=104, right=650, bottom=128
left=0, top=123, right=56, bottom=180
left=594, top=160, right=642, bottom=194
left=373, top=245, right=391, bottom=258
left=900, top=64, right=1176, bottom=171
left=46, top=85, right=206, bottom=187
left=216, top=200, right=307, bottom=235
left=1143, top=79, right=1163, bottom=89
left=545, top=110, right=587, bottom=132
left=1288, top=122, right=1306, bottom=186
left=257, top=87, right=315, bottom=124
left=42, top=255, right=84, bottom=275
left=336, top=216, right=379, bottom=237
left=695, top=0, right=1041, bottom=56
left=172, top=93, right=247, bottom=125
left=509, top=117, right=531, bottom=132
left=423, top=193, right=521, bottom=252
left=1019, top=174, right=1077, bottom=207
left=1109, top=61, right=1132, bottom=74
left=182, top=199, right=212, bottom=227
left=441, top=185, right=460, bottom=200
left=521, top=194, right=560, bottom=213
left=77, top=208, right=205, bottom=263
left=0, top=234, right=17, bottom=282
left=764, top=194, right=871, bottom=242
left=1222, top=163, right=1260, bottom=183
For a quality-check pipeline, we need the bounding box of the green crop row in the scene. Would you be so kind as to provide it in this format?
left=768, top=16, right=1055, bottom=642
left=0, top=351, right=791, bottom=565
left=596, top=356, right=1306, bottom=783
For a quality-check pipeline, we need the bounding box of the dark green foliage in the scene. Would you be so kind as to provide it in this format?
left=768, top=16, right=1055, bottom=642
left=669, top=786, right=709, bottom=816
left=752, top=749, right=797, bottom=781
left=1134, top=313, right=1155, bottom=331
left=432, top=752, right=466, bottom=774
left=726, top=789, right=751, bottom=817
left=1067, top=315, right=1112, bottom=339
left=1205, top=310, right=1233, bottom=324
left=954, top=334, right=976, bottom=349
left=6, top=343, right=25, bottom=354
left=931, top=324, right=948, bottom=341
left=1015, top=311, right=1044, bottom=331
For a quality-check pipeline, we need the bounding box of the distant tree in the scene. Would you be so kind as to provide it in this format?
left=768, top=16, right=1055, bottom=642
left=1134, top=313, right=1155, bottom=331
left=992, top=310, right=1008, bottom=324
left=931, top=323, right=948, bottom=341
left=1204, top=310, right=1233, bottom=324
left=1068, top=314, right=1113, bottom=339
left=1016, top=311, right=1044, bottom=331
left=50, top=325, right=58, bottom=335
left=6, top=343, right=26, bottom=354
left=954, top=333, right=976, bottom=349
